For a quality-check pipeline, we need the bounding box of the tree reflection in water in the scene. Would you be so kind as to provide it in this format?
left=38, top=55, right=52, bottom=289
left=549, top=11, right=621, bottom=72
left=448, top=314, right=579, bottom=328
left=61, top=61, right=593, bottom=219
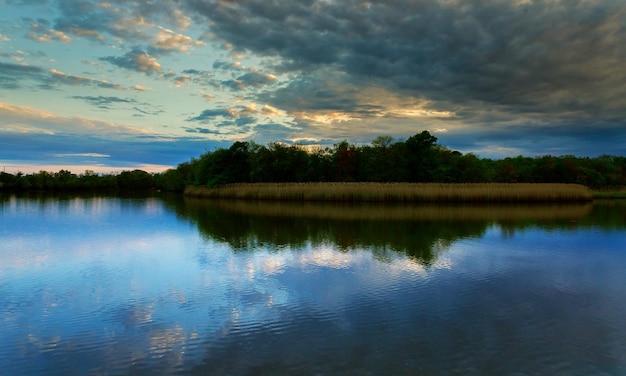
left=167, top=198, right=593, bottom=266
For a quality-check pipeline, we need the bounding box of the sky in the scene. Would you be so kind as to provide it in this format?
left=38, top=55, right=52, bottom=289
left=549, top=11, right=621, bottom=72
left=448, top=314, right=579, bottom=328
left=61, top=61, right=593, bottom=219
left=1, top=0, right=625, bottom=174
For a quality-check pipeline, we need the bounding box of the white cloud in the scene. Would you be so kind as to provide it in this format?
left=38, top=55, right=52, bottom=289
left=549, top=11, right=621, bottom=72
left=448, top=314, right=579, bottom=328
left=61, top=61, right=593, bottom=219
left=0, top=102, right=149, bottom=137
left=174, top=75, right=190, bottom=87
left=154, top=27, right=194, bottom=52
left=28, top=29, right=72, bottom=43
left=52, top=153, right=110, bottom=158
left=168, top=8, right=191, bottom=30
left=48, top=68, right=124, bottom=89
left=134, top=53, right=163, bottom=73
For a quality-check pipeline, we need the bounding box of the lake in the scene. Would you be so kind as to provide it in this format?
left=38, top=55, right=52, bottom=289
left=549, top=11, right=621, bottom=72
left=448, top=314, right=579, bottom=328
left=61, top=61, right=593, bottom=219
left=1, top=195, right=626, bottom=375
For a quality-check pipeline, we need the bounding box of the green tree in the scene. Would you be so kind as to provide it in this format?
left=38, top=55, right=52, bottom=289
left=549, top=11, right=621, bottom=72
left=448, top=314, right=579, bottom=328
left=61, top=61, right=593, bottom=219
left=333, top=141, right=359, bottom=182
left=155, top=168, right=186, bottom=192
left=54, top=169, right=78, bottom=190
left=117, top=170, right=154, bottom=190
left=305, top=147, right=334, bottom=182
left=260, top=142, right=310, bottom=182
left=405, top=131, right=438, bottom=182
left=358, top=135, right=398, bottom=182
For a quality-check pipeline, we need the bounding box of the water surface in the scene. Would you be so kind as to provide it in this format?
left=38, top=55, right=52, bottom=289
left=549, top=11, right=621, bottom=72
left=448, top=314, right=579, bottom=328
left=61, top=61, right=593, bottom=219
left=1, top=195, right=626, bottom=375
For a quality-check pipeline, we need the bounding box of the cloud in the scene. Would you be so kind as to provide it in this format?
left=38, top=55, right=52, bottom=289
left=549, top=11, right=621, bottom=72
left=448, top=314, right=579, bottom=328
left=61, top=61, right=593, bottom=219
left=201, top=92, right=215, bottom=101
left=130, top=105, right=164, bottom=117
left=53, top=0, right=151, bottom=42
left=0, top=62, right=126, bottom=91
left=26, top=19, right=73, bottom=43
left=183, top=0, right=626, bottom=123
left=183, top=0, right=626, bottom=155
left=187, top=108, right=236, bottom=122
left=0, top=61, right=45, bottom=89
left=51, top=0, right=195, bottom=48
left=153, top=27, right=194, bottom=53
left=186, top=103, right=285, bottom=126
left=437, top=120, right=626, bottom=159
left=100, top=49, right=163, bottom=74
left=0, top=102, right=146, bottom=136
left=2, top=0, right=625, bottom=161
left=48, top=68, right=124, bottom=89
left=174, top=75, right=190, bottom=87
left=167, top=8, right=191, bottom=30
left=254, top=73, right=454, bottom=129
left=213, top=60, right=243, bottom=70
left=235, top=116, right=256, bottom=126
left=52, top=152, right=110, bottom=158
left=238, top=71, right=277, bottom=86
left=63, top=27, right=105, bottom=41
left=259, top=105, right=284, bottom=117
left=182, top=69, right=210, bottom=75
left=251, top=122, right=298, bottom=142
left=221, top=71, right=277, bottom=91
left=184, top=127, right=220, bottom=135
left=0, top=101, right=228, bottom=171
left=70, top=95, right=136, bottom=109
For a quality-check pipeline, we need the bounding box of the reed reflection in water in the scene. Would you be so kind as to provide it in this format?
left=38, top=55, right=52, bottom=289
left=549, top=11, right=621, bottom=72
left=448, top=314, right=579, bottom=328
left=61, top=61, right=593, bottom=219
left=174, top=199, right=593, bottom=264
left=1, top=196, right=625, bottom=375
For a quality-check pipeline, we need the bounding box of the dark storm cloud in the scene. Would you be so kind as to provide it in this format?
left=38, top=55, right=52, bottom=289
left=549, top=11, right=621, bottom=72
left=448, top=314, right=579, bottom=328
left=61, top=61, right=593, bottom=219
left=184, top=0, right=626, bottom=121
left=256, top=74, right=383, bottom=116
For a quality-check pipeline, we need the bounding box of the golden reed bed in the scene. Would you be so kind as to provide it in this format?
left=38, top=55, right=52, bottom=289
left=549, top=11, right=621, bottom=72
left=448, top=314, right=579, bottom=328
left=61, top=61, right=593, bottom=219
left=184, top=183, right=592, bottom=202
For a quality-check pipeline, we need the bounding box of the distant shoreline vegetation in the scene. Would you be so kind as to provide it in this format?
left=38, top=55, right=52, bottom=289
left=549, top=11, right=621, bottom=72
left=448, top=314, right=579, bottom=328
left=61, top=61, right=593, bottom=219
left=1, top=131, right=625, bottom=198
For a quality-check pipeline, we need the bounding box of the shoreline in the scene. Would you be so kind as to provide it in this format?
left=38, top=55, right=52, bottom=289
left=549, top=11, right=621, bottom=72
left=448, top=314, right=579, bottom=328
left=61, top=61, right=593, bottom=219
left=184, top=182, right=594, bottom=203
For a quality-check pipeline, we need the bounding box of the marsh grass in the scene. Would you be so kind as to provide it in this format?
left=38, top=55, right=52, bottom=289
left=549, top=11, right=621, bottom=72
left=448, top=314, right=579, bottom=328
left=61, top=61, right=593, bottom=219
left=184, top=182, right=592, bottom=202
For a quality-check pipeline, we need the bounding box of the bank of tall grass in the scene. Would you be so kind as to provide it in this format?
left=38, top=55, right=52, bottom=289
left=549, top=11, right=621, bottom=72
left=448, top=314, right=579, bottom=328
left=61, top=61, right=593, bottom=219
left=184, top=183, right=592, bottom=202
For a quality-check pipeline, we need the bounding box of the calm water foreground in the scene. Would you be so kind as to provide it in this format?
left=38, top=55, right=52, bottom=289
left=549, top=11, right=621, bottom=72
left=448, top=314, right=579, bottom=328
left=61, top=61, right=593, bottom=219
left=1, top=195, right=626, bottom=375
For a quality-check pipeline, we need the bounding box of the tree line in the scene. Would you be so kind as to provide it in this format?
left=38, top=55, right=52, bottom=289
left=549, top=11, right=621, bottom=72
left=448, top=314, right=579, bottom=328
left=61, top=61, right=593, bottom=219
left=0, top=169, right=155, bottom=192
left=159, top=131, right=626, bottom=191
left=1, top=131, right=625, bottom=192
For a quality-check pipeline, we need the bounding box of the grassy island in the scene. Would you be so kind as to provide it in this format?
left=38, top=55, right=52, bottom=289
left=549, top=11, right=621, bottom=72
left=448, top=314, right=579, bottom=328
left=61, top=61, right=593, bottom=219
left=184, top=183, right=592, bottom=202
